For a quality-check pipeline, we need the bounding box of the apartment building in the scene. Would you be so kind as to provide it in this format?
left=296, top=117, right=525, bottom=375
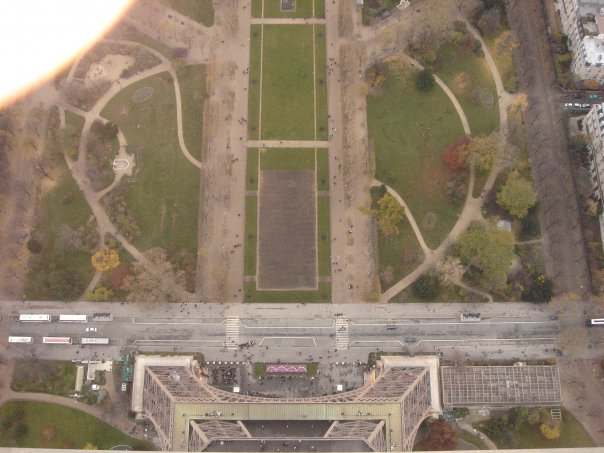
left=583, top=103, right=604, bottom=200
left=557, top=0, right=604, bottom=82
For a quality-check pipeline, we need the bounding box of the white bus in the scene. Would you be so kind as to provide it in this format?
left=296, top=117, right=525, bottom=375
left=42, top=337, right=72, bottom=345
left=81, top=338, right=109, bottom=345
left=587, top=318, right=604, bottom=326
left=19, top=314, right=51, bottom=322
left=8, top=336, right=33, bottom=343
left=59, top=314, right=87, bottom=323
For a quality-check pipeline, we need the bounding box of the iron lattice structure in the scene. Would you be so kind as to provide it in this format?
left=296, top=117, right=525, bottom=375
left=140, top=362, right=435, bottom=452
left=441, top=365, right=562, bottom=408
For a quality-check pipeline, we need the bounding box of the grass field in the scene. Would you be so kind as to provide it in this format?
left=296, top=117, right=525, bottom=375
left=248, top=26, right=262, bottom=140
left=260, top=25, right=315, bottom=140
left=367, top=59, right=465, bottom=249
left=101, top=72, right=199, bottom=255
left=162, top=0, right=214, bottom=26
left=247, top=148, right=259, bottom=191
left=435, top=45, right=499, bottom=136
left=485, top=33, right=518, bottom=94
left=314, top=26, right=328, bottom=140
left=175, top=64, right=207, bottom=160
left=0, top=401, right=153, bottom=450
left=252, top=0, right=325, bottom=18
left=391, top=283, right=488, bottom=303
left=25, top=111, right=96, bottom=301
left=11, top=360, right=76, bottom=397
left=370, top=188, right=424, bottom=291
left=245, top=196, right=258, bottom=276
left=316, top=148, right=329, bottom=191
left=481, top=409, right=594, bottom=449
left=317, top=195, right=330, bottom=276
left=245, top=282, right=331, bottom=303
left=260, top=148, right=315, bottom=170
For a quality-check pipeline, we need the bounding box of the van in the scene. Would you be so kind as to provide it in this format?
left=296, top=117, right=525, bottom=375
left=385, top=325, right=397, bottom=330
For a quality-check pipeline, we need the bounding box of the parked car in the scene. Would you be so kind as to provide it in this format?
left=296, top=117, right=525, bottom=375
left=574, top=103, right=582, bottom=108
left=582, top=103, right=591, bottom=108
left=588, top=94, right=599, bottom=100
left=85, top=327, right=97, bottom=332
left=564, top=102, right=573, bottom=107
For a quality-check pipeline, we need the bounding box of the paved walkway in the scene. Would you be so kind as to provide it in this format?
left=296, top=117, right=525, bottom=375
left=247, top=140, right=329, bottom=148
left=458, top=421, right=498, bottom=450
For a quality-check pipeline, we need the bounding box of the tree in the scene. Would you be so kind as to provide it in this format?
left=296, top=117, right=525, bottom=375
left=463, top=133, right=503, bottom=173
left=91, top=246, right=120, bottom=272
left=362, top=193, right=406, bottom=236
left=477, top=7, right=502, bottom=37
left=584, top=79, right=600, bottom=90
left=415, top=420, right=458, bottom=451
left=413, top=273, right=441, bottom=300
left=496, top=175, right=538, bottom=219
left=522, top=274, right=554, bottom=303
left=26, top=238, right=42, bottom=254
left=457, top=221, right=516, bottom=290
left=123, top=248, right=185, bottom=304
left=416, top=69, right=435, bottom=91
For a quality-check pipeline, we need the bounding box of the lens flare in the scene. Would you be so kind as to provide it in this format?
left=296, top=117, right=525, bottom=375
left=0, top=0, right=133, bottom=107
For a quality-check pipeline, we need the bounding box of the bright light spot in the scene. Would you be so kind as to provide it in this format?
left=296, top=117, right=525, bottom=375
left=0, top=0, right=132, bottom=107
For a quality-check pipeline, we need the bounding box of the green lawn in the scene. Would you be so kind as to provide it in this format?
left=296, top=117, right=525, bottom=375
left=317, top=195, right=330, bottom=276
left=163, top=0, right=214, bottom=26
left=435, top=45, right=499, bottom=136
left=456, top=429, right=489, bottom=450
left=260, top=148, right=315, bottom=170
left=25, top=110, right=96, bottom=300
left=245, top=282, right=331, bottom=303
left=0, top=401, right=153, bottom=450
left=391, top=283, right=488, bottom=303
left=247, top=148, right=259, bottom=191
left=366, top=59, right=465, bottom=249
left=314, top=25, right=328, bottom=140
left=316, top=148, right=329, bottom=191
left=245, top=196, right=258, bottom=276
left=252, top=0, right=325, bottom=18
left=370, top=188, right=424, bottom=291
left=175, top=64, right=207, bottom=160
left=259, top=25, right=316, bottom=140
left=11, top=360, right=76, bottom=397
left=248, top=25, right=263, bottom=140
left=101, top=72, right=199, bottom=254
left=481, top=409, right=594, bottom=450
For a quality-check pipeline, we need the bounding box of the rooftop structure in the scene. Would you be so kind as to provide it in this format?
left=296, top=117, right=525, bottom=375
left=556, top=0, right=604, bottom=81
left=133, top=355, right=441, bottom=452
left=440, top=365, right=562, bottom=408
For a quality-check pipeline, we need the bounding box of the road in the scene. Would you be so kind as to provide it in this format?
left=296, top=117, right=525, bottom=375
left=0, top=301, right=565, bottom=364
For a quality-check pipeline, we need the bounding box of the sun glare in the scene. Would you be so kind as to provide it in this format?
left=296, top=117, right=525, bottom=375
left=0, top=0, right=133, bottom=107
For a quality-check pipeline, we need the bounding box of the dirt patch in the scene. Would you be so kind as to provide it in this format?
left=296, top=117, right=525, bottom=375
left=257, top=170, right=317, bottom=290
left=85, top=54, right=135, bottom=89
left=41, top=426, right=56, bottom=442
left=421, top=212, right=437, bottom=230
left=453, top=72, right=472, bottom=94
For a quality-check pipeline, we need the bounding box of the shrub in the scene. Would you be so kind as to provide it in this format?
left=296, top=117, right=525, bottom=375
left=416, top=69, right=435, bottom=91
left=26, top=238, right=43, bottom=254
left=412, top=273, right=441, bottom=300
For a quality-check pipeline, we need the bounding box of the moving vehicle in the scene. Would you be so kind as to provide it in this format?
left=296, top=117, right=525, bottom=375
left=85, top=327, right=97, bottom=332
left=81, top=337, right=109, bottom=345
left=19, top=314, right=51, bottom=322
left=385, top=325, right=397, bottom=330
left=59, top=314, right=87, bottom=323
left=8, top=336, right=33, bottom=343
left=42, top=337, right=72, bottom=345
left=587, top=318, right=604, bottom=326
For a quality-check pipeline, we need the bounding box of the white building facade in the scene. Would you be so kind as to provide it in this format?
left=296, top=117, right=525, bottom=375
left=557, top=0, right=604, bottom=82
left=583, top=102, right=604, bottom=200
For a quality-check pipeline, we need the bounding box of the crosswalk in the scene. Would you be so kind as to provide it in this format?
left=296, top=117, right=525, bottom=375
left=335, top=318, right=349, bottom=350
left=226, top=317, right=240, bottom=350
